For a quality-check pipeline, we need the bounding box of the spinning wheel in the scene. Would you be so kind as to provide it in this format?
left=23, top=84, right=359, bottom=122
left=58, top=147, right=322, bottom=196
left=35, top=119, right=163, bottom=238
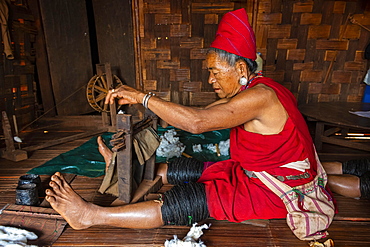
left=86, top=74, right=123, bottom=112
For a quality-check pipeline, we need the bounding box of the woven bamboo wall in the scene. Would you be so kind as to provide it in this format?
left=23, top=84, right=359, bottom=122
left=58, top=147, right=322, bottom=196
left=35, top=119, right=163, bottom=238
left=135, top=0, right=254, bottom=106
left=0, top=0, right=37, bottom=132
left=135, top=0, right=370, bottom=106
left=256, top=0, right=370, bottom=105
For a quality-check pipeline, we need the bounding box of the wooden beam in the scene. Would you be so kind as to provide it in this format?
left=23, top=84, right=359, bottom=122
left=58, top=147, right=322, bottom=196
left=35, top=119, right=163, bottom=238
left=321, top=136, right=370, bottom=152
left=116, top=114, right=133, bottom=203
left=22, top=129, right=105, bottom=152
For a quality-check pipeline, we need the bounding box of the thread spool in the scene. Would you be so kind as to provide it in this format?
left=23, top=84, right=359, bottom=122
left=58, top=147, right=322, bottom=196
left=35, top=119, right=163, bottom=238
left=16, top=183, right=39, bottom=206
left=18, top=174, right=44, bottom=197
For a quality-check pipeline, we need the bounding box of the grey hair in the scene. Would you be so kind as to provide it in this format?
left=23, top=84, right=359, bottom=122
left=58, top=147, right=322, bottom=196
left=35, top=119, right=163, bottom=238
left=207, top=48, right=258, bottom=74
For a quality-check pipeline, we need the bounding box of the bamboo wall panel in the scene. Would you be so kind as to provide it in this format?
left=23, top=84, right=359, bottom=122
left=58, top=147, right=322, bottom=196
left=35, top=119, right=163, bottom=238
left=136, top=0, right=253, bottom=106
left=136, top=0, right=369, bottom=106
left=257, top=0, right=370, bottom=105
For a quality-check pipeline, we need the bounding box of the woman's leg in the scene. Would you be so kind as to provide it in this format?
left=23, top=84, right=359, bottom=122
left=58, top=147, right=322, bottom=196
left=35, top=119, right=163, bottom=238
left=327, top=174, right=361, bottom=198
left=322, top=161, right=343, bottom=175
left=45, top=172, right=164, bottom=230
left=323, top=161, right=362, bottom=198
left=323, top=160, right=370, bottom=199
left=322, top=158, right=370, bottom=176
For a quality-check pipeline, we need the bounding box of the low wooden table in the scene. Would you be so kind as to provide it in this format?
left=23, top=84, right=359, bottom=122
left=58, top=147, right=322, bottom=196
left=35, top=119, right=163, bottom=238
left=299, top=102, right=370, bottom=152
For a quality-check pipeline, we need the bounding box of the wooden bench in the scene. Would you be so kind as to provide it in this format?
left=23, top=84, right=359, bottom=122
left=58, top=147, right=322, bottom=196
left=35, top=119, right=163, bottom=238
left=299, top=102, right=370, bottom=153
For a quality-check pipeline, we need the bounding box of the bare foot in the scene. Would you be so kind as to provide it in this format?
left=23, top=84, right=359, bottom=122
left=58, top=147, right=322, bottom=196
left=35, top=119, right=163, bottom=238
left=97, top=136, right=113, bottom=172
left=45, top=172, right=100, bottom=230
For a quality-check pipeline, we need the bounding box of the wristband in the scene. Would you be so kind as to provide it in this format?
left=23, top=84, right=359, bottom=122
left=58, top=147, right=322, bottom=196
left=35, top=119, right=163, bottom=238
left=142, top=92, right=155, bottom=109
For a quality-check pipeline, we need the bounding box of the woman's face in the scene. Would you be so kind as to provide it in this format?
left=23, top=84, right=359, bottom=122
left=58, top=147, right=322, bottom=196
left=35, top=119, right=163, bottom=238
left=206, top=52, right=242, bottom=99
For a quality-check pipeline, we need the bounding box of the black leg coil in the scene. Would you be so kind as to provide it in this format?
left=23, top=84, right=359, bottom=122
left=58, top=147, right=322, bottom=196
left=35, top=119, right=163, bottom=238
left=342, top=158, right=370, bottom=177
left=167, top=157, right=204, bottom=185
left=161, top=182, right=209, bottom=226
left=360, top=171, right=370, bottom=199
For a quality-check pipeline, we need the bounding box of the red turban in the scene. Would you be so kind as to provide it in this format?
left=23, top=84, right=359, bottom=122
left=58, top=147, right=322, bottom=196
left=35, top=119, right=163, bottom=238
left=210, top=8, right=257, bottom=60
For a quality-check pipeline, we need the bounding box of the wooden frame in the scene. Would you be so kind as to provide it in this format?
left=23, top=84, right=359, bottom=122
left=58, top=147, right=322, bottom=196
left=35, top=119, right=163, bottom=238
left=115, top=110, right=162, bottom=203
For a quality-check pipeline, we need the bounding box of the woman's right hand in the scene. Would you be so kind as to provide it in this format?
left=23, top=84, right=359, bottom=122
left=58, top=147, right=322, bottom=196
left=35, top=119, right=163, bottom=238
left=105, top=85, right=145, bottom=106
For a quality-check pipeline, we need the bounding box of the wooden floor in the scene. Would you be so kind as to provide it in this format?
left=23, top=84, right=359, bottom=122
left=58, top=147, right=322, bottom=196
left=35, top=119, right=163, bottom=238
left=1, top=117, right=370, bottom=246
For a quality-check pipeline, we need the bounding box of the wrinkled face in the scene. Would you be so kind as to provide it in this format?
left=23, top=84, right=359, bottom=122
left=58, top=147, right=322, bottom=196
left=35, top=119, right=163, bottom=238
left=206, top=52, right=241, bottom=98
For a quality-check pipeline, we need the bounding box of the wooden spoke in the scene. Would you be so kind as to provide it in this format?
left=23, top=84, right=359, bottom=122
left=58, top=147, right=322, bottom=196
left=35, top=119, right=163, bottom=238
left=86, top=74, right=123, bottom=112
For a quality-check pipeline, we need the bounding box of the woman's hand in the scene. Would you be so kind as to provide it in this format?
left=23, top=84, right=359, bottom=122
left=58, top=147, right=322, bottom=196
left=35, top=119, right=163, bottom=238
left=104, top=85, right=145, bottom=105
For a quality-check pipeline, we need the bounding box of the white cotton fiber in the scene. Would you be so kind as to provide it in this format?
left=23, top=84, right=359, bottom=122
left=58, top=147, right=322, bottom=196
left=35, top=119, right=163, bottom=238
left=192, top=144, right=202, bottom=153
left=164, top=223, right=210, bottom=247
left=156, top=129, right=186, bottom=159
left=0, top=226, right=38, bottom=247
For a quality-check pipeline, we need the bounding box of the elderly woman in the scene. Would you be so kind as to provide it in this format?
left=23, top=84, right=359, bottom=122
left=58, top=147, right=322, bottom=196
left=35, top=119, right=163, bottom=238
left=44, top=9, right=352, bottom=231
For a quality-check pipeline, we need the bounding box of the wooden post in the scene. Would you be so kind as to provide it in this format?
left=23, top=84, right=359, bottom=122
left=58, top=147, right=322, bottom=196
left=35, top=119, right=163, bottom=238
left=96, top=63, right=117, bottom=131
left=314, top=121, right=324, bottom=151
left=116, top=113, right=133, bottom=203
left=1, top=111, right=27, bottom=162
left=143, top=110, right=158, bottom=181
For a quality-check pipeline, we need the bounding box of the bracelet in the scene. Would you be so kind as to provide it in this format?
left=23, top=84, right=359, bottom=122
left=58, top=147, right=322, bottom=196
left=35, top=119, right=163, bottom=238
left=142, top=92, right=155, bottom=109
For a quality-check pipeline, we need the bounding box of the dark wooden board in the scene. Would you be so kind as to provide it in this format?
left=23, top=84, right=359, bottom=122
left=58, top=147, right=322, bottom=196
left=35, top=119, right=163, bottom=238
left=38, top=0, right=93, bottom=115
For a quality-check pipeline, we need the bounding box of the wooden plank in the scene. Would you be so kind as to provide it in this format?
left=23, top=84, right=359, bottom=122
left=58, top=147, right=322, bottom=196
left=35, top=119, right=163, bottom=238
left=22, top=129, right=105, bottom=152
left=116, top=114, right=133, bottom=203
left=143, top=111, right=158, bottom=181
left=93, top=0, right=136, bottom=88
left=38, top=0, right=93, bottom=115
left=131, top=176, right=162, bottom=203
left=321, top=135, right=370, bottom=152
left=27, top=0, right=55, bottom=117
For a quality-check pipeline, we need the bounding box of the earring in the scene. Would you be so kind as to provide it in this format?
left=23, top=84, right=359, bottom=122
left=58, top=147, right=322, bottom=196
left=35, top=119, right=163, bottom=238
left=239, top=76, right=248, bottom=86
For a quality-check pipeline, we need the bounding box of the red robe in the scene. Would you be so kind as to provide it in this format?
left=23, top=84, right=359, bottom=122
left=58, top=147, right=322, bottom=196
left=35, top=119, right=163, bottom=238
left=198, top=77, right=319, bottom=222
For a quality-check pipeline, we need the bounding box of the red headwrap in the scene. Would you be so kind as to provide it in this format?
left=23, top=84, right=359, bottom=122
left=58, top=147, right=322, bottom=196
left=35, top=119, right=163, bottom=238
left=210, top=8, right=257, bottom=60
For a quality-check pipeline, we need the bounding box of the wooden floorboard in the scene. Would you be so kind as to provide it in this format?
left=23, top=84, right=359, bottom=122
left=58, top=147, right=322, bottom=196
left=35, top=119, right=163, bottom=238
left=1, top=123, right=370, bottom=246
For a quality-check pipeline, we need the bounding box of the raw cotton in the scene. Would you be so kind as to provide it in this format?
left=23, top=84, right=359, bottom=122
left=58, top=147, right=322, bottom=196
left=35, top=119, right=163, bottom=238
left=156, top=129, right=185, bottom=159
left=204, top=139, right=230, bottom=156
left=164, top=223, right=210, bottom=247
left=0, top=225, right=38, bottom=247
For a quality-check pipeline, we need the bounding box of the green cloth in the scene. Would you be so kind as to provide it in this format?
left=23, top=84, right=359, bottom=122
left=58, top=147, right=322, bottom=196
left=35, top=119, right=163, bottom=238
left=27, top=133, right=113, bottom=178
left=27, top=127, right=230, bottom=178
